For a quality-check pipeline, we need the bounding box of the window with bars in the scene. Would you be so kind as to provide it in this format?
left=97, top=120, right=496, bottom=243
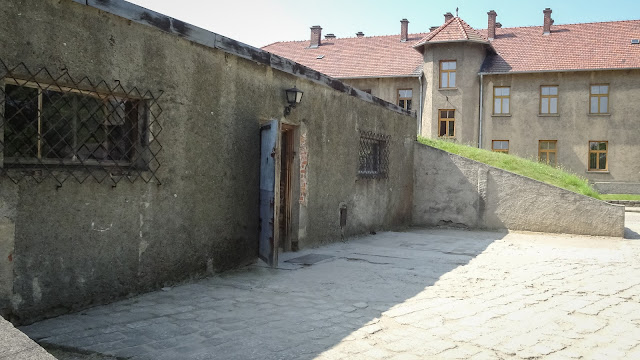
left=588, top=141, right=608, bottom=171
left=4, top=80, right=142, bottom=166
left=492, top=140, right=509, bottom=153
left=440, top=60, right=456, bottom=88
left=397, top=89, right=412, bottom=111
left=358, top=131, right=389, bottom=179
left=0, top=61, right=162, bottom=185
left=590, top=85, right=609, bottom=114
left=539, top=140, right=557, bottom=166
left=540, top=86, right=558, bottom=114
left=438, top=109, right=455, bottom=137
left=493, top=87, right=510, bottom=114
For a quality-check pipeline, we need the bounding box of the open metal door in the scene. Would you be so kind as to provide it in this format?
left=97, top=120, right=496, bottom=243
left=259, top=119, right=281, bottom=267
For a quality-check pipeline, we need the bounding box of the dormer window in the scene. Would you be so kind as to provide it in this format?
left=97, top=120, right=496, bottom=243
left=440, top=61, right=456, bottom=88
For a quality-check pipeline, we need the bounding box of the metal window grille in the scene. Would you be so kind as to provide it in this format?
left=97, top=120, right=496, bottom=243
left=0, top=60, right=162, bottom=186
left=358, top=131, right=389, bottom=179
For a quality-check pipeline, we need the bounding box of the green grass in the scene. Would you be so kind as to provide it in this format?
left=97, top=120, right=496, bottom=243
left=418, top=136, right=602, bottom=199
left=599, top=194, right=640, bottom=201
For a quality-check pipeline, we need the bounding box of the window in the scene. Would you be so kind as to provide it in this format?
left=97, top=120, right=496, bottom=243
left=440, top=61, right=456, bottom=88
left=358, top=131, right=389, bottom=178
left=438, top=109, right=455, bottom=137
left=493, top=87, right=510, bottom=114
left=3, top=80, right=146, bottom=168
left=588, top=141, right=608, bottom=171
left=539, top=140, right=557, bottom=166
left=397, top=89, right=412, bottom=110
left=492, top=140, right=509, bottom=153
left=540, top=86, right=558, bottom=114
left=590, top=85, right=609, bottom=114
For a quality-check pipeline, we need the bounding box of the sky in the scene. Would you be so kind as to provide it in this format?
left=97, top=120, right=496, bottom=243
left=126, top=0, right=640, bottom=48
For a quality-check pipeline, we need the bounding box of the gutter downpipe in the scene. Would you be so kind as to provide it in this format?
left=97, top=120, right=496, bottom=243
left=418, top=70, right=424, bottom=135
left=478, top=73, right=484, bottom=148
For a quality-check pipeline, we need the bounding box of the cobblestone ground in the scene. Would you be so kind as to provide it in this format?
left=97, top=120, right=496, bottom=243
left=22, top=224, right=640, bottom=360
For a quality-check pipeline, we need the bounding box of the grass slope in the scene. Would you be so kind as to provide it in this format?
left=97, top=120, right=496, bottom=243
left=418, top=137, right=601, bottom=199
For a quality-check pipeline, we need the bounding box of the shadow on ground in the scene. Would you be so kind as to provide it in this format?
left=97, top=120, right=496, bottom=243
left=21, top=228, right=503, bottom=360
left=625, top=212, right=640, bottom=239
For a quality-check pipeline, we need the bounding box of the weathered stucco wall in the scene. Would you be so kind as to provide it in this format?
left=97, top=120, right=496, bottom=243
left=482, top=71, right=640, bottom=184
left=342, top=77, right=419, bottom=111
left=0, top=0, right=415, bottom=323
left=413, top=143, right=625, bottom=237
left=420, top=42, right=487, bottom=143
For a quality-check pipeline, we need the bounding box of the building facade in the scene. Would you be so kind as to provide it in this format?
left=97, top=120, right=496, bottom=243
left=263, top=9, right=640, bottom=192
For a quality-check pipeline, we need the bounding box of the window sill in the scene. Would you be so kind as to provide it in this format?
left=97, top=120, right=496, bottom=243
left=588, top=113, right=611, bottom=116
left=538, top=114, right=559, bottom=117
left=586, top=170, right=610, bottom=174
left=438, top=87, right=458, bottom=91
left=438, top=136, right=456, bottom=139
left=492, top=114, right=511, bottom=117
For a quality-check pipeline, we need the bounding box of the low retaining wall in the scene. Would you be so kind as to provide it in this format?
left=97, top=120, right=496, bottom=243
left=607, top=200, right=640, bottom=207
left=413, top=143, right=625, bottom=237
left=595, top=182, right=640, bottom=195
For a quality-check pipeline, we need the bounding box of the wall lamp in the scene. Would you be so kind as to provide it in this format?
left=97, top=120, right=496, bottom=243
left=284, top=86, right=304, bottom=116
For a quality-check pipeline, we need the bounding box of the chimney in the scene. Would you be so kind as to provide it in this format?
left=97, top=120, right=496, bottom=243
left=543, top=8, right=553, bottom=35
left=356, top=31, right=365, bottom=38
left=429, top=26, right=439, bottom=32
left=310, top=25, right=322, bottom=48
left=487, top=10, right=497, bottom=41
left=400, top=19, right=409, bottom=42
left=496, top=22, right=502, bottom=28
left=444, top=12, right=454, bottom=23
left=325, top=33, right=336, bottom=40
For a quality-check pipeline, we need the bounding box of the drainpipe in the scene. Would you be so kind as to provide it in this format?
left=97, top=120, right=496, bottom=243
left=418, top=70, right=424, bottom=135
left=478, top=73, right=484, bottom=148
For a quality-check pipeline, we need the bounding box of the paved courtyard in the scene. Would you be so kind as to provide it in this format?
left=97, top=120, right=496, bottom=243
left=21, top=217, right=640, bottom=360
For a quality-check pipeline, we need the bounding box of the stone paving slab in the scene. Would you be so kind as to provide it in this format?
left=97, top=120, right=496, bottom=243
left=21, top=228, right=640, bottom=359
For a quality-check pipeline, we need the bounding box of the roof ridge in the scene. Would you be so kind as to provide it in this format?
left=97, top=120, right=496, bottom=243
left=479, top=18, right=640, bottom=32
left=455, top=18, right=469, bottom=40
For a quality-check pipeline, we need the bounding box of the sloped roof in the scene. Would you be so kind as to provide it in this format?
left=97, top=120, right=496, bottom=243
left=262, top=33, right=426, bottom=78
left=480, top=20, right=640, bottom=73
left=264, top=18, right=640, bottom=78
left=414, top=17, right=488, bottom=47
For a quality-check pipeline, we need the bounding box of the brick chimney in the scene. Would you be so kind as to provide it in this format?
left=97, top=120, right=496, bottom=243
left=310, top=25, right=322, bottom=48
left=356, top=31, right=365, bottom=38
left=429, top=26, right=439, bottom=32
left=487, top=10, right=497, bottom=41
left=543, top=8, right=553, bottom=35
left=400, top=19, right=409, bottom=42
left=444, top=12, right=454, bottom=22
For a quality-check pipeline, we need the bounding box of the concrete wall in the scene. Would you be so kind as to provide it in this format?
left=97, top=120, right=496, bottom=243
left=595, top=182, right=640, bottom=195
left=413, top=143, right=625, bottom=237
left=0, top=0, right=415, bottom=323
left=420, top=42, right=487, bottom=144
left=481, top=71, right=640, bottom=184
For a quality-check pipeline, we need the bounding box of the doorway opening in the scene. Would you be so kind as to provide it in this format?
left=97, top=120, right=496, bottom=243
left=279, top=124, right=295, bottom=252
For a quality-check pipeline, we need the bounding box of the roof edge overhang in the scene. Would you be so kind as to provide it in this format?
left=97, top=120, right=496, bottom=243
left=414, top=39, right=491, bottom=53
left=336, top=74, right=421, bottom=80
left=479, top=66, right=640, bottom=76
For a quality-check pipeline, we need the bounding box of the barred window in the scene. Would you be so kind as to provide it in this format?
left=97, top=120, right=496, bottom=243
left=358, top=131, right=389, bottom=179
left=0, top=61, right=162, bottom=185
left=4, top=80, right=143, bottom=166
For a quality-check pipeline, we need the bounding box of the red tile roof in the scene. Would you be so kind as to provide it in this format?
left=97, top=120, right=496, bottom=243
left=480, top=20, right=640, bottom=73
left=262, top=33, right=426, bottom=78
left=263, top=18, right=640, bottom=78
left=414, top=17, right=488, bottom=47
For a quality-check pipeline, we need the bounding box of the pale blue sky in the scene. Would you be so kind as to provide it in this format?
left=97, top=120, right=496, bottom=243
left=127, top=0, right=640, bottom=48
